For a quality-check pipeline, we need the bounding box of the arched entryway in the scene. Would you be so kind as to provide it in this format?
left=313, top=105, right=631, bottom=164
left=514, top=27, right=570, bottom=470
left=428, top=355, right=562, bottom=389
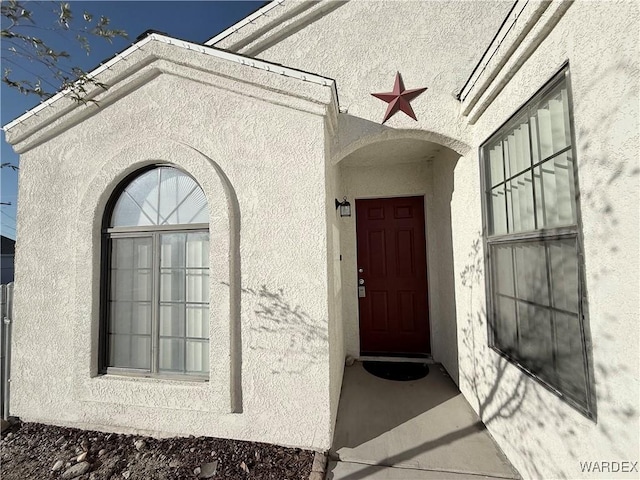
left=333, top=133, right=464, bottom=382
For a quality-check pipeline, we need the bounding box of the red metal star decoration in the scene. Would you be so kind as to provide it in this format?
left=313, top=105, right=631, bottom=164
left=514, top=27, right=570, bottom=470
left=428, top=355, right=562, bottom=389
left=371, top=72, right=428, bottom=124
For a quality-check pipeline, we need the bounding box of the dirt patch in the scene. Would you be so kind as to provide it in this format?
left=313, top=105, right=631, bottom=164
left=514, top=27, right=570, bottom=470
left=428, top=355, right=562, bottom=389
left=0, top=421, right=315, bottom=479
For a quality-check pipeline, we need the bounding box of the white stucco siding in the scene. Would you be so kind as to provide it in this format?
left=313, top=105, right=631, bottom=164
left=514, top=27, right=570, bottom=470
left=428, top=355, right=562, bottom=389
left=9, top=49, right=336, bottom=449
left=322, top=117, right=347, bottom=438
left=252, top=0, right=512, bottom=153
left=457, top=2, right=640, bottom=478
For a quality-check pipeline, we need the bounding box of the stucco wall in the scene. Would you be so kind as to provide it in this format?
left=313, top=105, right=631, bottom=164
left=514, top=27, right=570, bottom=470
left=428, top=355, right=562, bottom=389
left=324, top=120, right=346, bottom=438
left=233, top=1, right=640, bottom=476
left=8, top=42, right=337, bottom=450
left=454, top=2, right=640, bottom=478
left=249, top=0, right=507, bottom=372
left=5, top=1, right=639, bottom=473
left=237, top=0, right=513, bottom=151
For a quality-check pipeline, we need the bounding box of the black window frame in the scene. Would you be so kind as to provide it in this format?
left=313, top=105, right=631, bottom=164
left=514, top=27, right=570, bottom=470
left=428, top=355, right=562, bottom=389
left=479, top=64, right=596, bottom=419
left=99, top=164, right=210, bottom=381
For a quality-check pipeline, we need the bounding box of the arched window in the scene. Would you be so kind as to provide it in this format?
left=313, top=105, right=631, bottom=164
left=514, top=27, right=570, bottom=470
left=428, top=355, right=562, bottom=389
left=101, top=166, right=210, bottom=378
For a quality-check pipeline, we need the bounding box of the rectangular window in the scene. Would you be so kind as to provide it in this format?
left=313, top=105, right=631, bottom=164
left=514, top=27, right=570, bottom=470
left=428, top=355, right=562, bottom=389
left=105, top=231, right=210, bottom=378
left=481, top=67, right=594, bottom=417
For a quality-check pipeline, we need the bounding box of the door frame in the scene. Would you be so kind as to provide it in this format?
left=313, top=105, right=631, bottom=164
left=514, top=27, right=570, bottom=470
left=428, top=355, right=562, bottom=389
left=354, top=195, right=432, bottom=357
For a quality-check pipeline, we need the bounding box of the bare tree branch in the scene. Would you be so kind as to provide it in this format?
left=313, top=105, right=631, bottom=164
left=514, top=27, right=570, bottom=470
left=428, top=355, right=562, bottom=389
left=1, top=0, right=127, bottom=102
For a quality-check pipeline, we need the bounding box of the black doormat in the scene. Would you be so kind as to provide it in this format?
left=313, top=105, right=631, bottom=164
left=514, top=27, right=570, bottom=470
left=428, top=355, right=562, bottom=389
left=363, top=361, right=429, bottom=381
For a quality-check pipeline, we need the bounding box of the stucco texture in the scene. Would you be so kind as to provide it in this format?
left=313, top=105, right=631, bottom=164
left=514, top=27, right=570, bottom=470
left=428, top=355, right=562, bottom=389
left=5, top=1, right=640, bottom=477
left=246, top=0, right=514, bottom=380
left=7, top=41, right=337, bottom=450
left=457, top=2, right=640, bottom=479
left=232, top=1, right=640, bottom=477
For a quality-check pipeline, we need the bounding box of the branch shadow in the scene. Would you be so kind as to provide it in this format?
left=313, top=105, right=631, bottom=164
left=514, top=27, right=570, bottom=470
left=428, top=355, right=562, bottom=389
left=328, top=421, right=488, bottom=480
left=330, top=363, right=460, bottom=452
left=240, top=284, right=328, bottom=375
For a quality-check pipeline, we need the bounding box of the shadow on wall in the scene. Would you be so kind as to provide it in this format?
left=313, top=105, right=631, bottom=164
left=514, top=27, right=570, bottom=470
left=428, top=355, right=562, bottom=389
left=458, top=236, right=634, bottom=479
left=459, top=238, right=586, bottom=480
left=325, top=62, right=638, bottom=480
left=238, top=284, right=328, bottom=375
left=457, top=69, right=640, bottom=475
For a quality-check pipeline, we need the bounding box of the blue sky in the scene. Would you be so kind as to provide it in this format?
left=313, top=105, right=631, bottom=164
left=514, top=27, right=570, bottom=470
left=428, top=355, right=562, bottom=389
left=1, top=0, right=266, bottom=240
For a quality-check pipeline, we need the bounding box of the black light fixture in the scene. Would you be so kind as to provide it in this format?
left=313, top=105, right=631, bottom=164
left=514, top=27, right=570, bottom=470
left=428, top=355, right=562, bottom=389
left=335, top=197, right=351, bottom=217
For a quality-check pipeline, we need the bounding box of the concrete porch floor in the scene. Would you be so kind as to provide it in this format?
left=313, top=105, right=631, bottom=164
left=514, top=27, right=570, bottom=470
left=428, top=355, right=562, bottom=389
left=328, top=362, right=521, bottom=480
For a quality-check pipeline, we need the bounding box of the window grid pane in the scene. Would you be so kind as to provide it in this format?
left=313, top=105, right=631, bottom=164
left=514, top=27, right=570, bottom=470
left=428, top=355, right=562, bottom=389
left=111, top=167, right=209, bottom=227
left=158, top=232, right=209, bottom=375
left=534, top=152, right=577, bottom=229
left=490, top=237, right=588, bottom=411
left=483, top=71, right=592, bottom=416
left=484, top=97, right=576, bottom=236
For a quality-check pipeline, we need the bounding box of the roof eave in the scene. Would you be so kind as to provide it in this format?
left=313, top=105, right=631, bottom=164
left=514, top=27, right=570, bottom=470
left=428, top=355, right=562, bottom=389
left=3, top=32, right=338, bottom=133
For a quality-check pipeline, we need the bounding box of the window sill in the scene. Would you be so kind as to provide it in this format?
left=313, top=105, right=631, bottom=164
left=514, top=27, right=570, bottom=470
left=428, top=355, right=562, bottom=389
left=99, top=369, right=209, bottom=383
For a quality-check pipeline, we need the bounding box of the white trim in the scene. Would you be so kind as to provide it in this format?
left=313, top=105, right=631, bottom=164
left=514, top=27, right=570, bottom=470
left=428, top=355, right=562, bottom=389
left=357, top=356, right=435, bottom=364
left=457, top=0, right=531, bottom=103
left=2, top=35, right=154, bottom=132
left=153, top=34, right=335, bottom=87
left=3, top=32, right=336, bottom=132
left=204, top=0, right=285, bottom=47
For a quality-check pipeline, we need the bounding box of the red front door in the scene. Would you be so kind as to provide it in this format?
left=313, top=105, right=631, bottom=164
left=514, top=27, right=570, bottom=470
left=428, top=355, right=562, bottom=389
left=356, top=196, right=430, bottom=355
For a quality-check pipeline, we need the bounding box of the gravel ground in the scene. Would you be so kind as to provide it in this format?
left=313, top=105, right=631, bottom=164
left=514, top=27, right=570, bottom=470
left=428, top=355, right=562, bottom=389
left=0, top=420, right=315, bottom=479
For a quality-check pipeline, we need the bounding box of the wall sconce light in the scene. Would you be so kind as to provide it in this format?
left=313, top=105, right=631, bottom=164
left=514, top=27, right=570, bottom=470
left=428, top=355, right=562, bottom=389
left=335, top=197, right=351, bottom=217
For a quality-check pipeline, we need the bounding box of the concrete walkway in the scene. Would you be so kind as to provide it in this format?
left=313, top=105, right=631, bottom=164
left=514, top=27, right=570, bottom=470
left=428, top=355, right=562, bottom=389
left=328, top=362, right=520, bottom=480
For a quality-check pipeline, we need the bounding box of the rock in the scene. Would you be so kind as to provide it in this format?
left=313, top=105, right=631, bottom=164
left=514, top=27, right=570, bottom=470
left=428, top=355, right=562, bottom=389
left=0, top=419, right=10, bottom=433
left=190, top=447, right=196, bottom=453
left=122, top=471, right=131, bottom=479
left=198, top=461, right=218, bottom=479
left=76, top=452, right=88, bottom=462
left=240, top=461, right=249, bottom=473
left=98, top=449, right=107, bottom=457
left=312, top=452, right=326, bottom=473
left=168, top=459, right=181, bottom=468
left=134, top=439, right=145, bottom=451
left=193, top=467, right=201, bottom=476
left=52, top=459, right=64, bottom=471
left=61, top=461, right=90, bottom=479
left=345, top=355, right=355, bottom=366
